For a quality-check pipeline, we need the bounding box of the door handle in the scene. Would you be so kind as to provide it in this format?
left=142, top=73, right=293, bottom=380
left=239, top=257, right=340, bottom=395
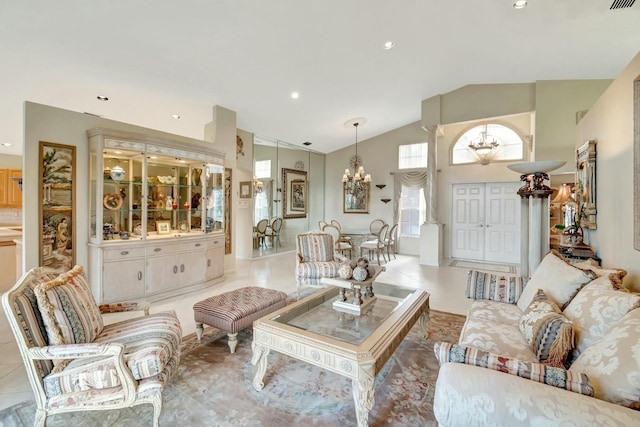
left=477, top=224, right=484, bottom=227
left=180, top=264, right=185, bottom=273
left=173, top=265, right=178, bottom=274
left=485, top=224, right=491, bottom=228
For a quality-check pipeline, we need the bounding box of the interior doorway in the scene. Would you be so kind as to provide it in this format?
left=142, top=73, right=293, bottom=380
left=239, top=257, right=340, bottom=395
left=451, top=181, right=521, bottom=263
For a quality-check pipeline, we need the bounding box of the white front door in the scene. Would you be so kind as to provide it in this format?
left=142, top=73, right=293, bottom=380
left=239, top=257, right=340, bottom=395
left=451, top=182, right=520, bottom=263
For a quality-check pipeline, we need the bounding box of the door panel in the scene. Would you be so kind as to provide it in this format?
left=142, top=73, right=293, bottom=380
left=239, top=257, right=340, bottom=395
left=451, top=182, right=520, bottom=263
left=451, top=184, right=485, bottom=260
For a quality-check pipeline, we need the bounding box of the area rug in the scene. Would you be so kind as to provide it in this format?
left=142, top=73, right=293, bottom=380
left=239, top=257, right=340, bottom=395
left=0, top=310, right=465, bottom=427
left=449, top=259, right=518, bottom=274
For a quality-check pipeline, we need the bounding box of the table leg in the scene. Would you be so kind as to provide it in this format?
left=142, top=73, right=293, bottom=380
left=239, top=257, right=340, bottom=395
left=251, top=341, right=270, bottom=391
left=352, top=371, right=375, bottom=427
left=417, top=307, right=431, bottom=339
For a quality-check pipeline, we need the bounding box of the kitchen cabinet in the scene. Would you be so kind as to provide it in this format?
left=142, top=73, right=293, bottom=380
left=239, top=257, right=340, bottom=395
left=0, top=169, right=22, bottom=207
left=87, top=128, right=226, bottom=303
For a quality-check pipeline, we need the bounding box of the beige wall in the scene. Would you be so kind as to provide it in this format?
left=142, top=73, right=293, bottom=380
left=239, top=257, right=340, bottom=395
left=576, top=52, right=640, bottom=290
left=0, top=154, right=21, bottom=168
left=535, top=80, right=612, bottom=174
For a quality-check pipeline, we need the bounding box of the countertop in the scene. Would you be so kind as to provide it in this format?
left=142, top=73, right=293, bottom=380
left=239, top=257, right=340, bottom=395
left=0, top=227, right=22, bottom=243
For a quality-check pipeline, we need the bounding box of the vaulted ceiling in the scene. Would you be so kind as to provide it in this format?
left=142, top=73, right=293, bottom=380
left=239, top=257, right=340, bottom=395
left=0, top=1, right=638, bottom=156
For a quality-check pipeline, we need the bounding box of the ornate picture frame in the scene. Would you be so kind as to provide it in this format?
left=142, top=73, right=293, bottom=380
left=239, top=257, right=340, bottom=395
left=343, top=183, right=370, bottom=214
left=576, top=140, right=597, bottom=230
left=239, top=181, right=252, bottom=199
left=39, top=141, right=75, bottom=271
left=283, top=167, right=307, bottom=219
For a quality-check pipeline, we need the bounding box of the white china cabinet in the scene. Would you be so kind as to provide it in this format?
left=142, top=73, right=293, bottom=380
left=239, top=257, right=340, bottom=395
left=87, top=128, right=226, bottom=303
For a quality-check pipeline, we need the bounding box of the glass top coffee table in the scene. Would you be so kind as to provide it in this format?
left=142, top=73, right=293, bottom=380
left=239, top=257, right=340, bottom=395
left=251, top=282, right=430, bottom=427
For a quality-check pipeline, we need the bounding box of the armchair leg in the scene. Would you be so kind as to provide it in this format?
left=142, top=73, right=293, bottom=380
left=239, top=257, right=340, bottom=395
left=34, top=408, right=46, bottom=427
left=151, top=393, right=163, bottom=427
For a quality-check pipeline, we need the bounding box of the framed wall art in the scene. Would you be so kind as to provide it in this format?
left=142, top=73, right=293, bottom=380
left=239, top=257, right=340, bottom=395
left=39, top=141, right=76, bottom=271
left=343, top=183, right=370, bottom=214
left=239, top=181, right=252, bottom=199
left=283, top=167, right=307, bottom=219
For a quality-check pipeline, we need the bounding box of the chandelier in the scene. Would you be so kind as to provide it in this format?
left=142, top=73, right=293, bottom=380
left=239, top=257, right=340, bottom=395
left=468, top=123, right=499, bottom=165
left=252, top=176, right=263, bottom=194
left=342, top=122, right=371, bottom=194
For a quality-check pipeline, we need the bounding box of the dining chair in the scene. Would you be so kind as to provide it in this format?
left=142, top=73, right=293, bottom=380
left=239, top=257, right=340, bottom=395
left=265, top=217, right=283, bottom=247
left=323, top=224, right=352, bottom=259
left=330, top=219, right=352, bottom=244
left=368, top=218, right=386, bottom=239
left=255, top=219, right=269, bottom=248
left=385, top=223, right=399, bottom=260
left=360, top=223, right=389, bottom=265
left=318, top=220, right=328, bottom=231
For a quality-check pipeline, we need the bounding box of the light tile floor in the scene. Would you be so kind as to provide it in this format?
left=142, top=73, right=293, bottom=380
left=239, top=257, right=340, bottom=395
left=0, top=252, right=473, bottom=411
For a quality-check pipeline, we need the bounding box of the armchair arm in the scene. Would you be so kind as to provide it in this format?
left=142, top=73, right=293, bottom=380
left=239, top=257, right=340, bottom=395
left=27, top=342, right=138, bottom=406
left=99, top=300, right=150, bottom=316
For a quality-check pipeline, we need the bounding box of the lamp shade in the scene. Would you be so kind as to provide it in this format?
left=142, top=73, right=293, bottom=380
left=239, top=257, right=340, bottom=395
left=551, top=184, right=572, bottom=204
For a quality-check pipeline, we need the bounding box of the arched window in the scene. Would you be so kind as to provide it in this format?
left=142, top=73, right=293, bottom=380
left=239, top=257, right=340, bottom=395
left=451, top=123, right=525, bottom=165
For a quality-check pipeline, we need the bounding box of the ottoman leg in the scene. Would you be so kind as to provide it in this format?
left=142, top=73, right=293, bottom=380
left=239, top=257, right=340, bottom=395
left=196, top=323, right=204, bottom=341
left=228, top=332, right=238, bottom=353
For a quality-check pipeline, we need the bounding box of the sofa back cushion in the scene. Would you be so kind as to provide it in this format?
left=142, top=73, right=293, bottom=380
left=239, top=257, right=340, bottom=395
left=296, top=233, right=335, bottom=263
left=34, top=265, right=104, bottom=348
left=569, top=308, right=640, bottom=407
left=563, top=275, right=640, bottom=358
left=519, top=289, right=574, bottom=367
left=517, top=250, right=596, bottom=312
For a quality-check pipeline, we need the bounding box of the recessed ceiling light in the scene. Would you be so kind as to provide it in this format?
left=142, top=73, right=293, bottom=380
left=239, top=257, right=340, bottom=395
left=290, top=92, right=300, bottom=99
left=513, top=1, right=527, bottom=9
left=1, top=142, right=13, bottom=147
left=171, top=114, right=181, bottom=119
left=97, top=95, right=109, bottom=101
left=150, top=156, right=158, bottom=159
left=383, top=41, right=395, bottom=50
left=114, top=151, right=122, bottom=154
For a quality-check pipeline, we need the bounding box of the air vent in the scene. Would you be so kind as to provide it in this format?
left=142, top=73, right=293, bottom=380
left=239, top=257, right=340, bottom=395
left=610, top=0, right=635, bottom=9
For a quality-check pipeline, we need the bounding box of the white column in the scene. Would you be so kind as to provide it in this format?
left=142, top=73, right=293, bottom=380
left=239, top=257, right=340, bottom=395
left=420, top=125, right=443, bottom=266
left=519, top=195, right=530, bottom=279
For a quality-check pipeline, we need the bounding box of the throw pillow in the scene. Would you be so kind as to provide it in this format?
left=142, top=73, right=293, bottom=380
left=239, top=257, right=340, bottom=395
left=466, top=270, right=524, bottom=304
left=569, top=308, right=640, bottom=407
left=572, top=259, right=627, bottom=283
left=563, top=275, right=640, bottom=357
left=519, top=289, right=574, bottom=367
left=433, top=342, right=594, bottom=396
left=517, top=250, right=596, bottom=311
left=34, top=265, right=104, bottom=347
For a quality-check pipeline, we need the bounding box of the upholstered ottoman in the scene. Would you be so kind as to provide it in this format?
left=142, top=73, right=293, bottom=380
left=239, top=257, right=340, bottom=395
left=193, top=287, right=287, bottom=353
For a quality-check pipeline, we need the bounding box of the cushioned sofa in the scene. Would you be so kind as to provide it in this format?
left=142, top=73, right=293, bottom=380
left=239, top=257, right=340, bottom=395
left=433, top=251, right=640, bottom=427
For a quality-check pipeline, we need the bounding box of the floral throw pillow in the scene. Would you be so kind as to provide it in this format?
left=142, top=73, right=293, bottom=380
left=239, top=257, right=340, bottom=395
left=569, top=308, right=640, bottom=407
left=433, top=342, right=593, bottom=396
left=519, top=289, right=574, bottom=367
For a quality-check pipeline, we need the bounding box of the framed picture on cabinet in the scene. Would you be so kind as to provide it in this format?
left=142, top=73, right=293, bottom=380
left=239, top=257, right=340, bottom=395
left=156, top=220, right=171, bottom=235
left=39, top=141, right=75, bottom=271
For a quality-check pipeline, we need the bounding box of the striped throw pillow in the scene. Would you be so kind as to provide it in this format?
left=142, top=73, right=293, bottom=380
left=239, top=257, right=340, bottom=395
left=433, top=342, right=593, bottom=396
left=466, top=270, right=524, bottom=304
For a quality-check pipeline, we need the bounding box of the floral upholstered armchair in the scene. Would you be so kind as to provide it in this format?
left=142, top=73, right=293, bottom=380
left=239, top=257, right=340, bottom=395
left=295, top=232, right=348, bottom=297
left=2, top=265, right=182, bottom=426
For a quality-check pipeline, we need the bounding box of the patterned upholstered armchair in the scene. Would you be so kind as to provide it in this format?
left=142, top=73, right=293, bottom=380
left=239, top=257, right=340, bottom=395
left=2, top=265, right=182, bottom=427
left=295, top=232, right=348, bottom=296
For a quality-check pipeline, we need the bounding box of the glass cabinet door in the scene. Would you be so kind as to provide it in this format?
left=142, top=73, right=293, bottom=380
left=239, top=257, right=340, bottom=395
left=204, top=164, right=225, bottom=233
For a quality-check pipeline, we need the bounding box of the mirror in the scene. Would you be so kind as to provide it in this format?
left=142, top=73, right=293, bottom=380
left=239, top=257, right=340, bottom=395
left=252, top=136, right=325, bottom=258
left=576, top=140, right=597, bottom=230
left=283, top=168, right=307, bottom=219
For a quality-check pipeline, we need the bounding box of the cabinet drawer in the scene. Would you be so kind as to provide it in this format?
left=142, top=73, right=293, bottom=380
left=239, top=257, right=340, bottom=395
left=179, top=240, right=208, bottom=252
left=104, top=247, right=146, bottom=261
left=208, top=236, right=224, bottom=248
left=146, top=244, right=181, bottom=256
